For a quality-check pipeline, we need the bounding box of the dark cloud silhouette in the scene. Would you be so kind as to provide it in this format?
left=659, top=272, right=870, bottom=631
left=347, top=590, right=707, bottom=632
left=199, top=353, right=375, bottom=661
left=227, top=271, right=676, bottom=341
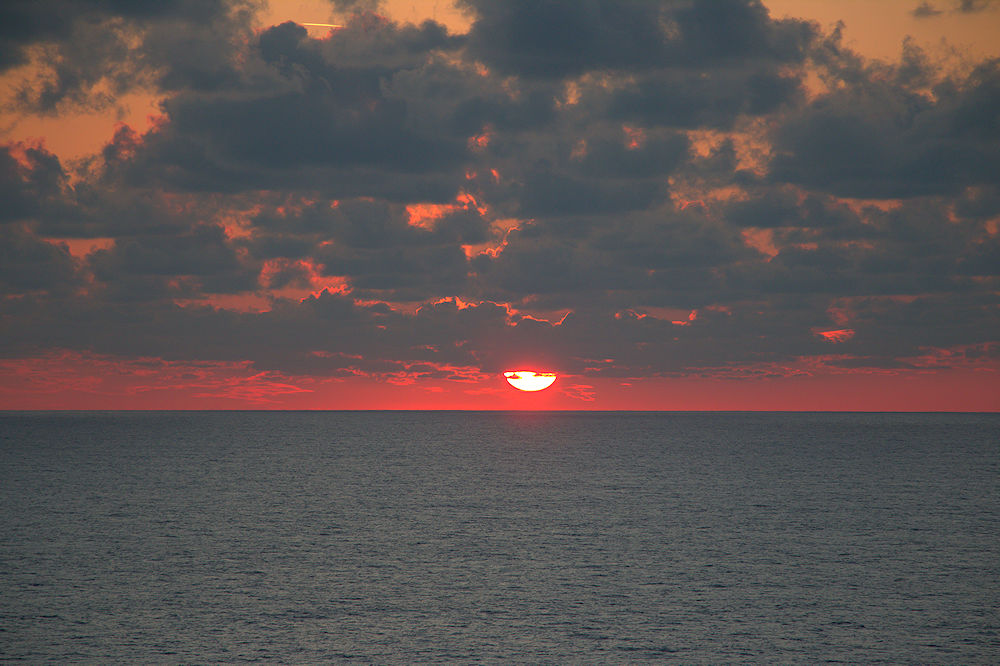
left=604, top=68, right=803, bottom=129
left=0, top=225, right=80, bottom=294
left=459, top=0, right=815, bottom=79
left=954, top=0, right=996, bottom=13
left=771, top=57, right=1000, bottom=198
left=913, top=0, right=997, bottom=18
left=100, top=14, right=471, bottom=200
left=0, top=144, right=67, bottom=223
left=88, top=225, right=258, bottom=298
left=912, top=2, right=944, bottom=17
left=3, top=0, right=254, bottom=111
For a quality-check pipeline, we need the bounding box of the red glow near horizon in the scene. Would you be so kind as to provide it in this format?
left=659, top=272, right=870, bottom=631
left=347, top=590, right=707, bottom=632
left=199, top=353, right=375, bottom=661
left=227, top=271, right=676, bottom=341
left=0, top=350, right=996, bottom=411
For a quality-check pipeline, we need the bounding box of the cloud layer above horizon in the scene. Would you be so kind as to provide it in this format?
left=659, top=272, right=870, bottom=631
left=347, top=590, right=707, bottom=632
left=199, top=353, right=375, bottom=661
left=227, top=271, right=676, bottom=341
left=1, top=0, right=998, bottom=403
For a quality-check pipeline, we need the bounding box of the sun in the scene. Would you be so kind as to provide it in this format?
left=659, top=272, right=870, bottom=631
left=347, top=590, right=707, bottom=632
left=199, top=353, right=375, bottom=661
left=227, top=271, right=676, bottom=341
left=504, top=371, right=557, bottom=392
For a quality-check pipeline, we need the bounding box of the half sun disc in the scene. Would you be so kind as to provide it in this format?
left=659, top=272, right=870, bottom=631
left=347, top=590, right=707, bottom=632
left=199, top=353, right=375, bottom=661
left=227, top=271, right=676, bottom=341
left=504, top=371, right=557, bottom=392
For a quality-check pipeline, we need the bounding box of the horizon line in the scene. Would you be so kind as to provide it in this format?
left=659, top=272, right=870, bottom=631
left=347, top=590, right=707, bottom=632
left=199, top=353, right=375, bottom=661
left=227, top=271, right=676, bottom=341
left=2, top=408, right=997, bottom=414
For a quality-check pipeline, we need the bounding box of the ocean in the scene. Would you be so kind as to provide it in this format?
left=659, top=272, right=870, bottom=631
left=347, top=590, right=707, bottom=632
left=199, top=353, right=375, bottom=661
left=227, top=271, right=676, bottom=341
left=1, top=411, right=997, bottom=663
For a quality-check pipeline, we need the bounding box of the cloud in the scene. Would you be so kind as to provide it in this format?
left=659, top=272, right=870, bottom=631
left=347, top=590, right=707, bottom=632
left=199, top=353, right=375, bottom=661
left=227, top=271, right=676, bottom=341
left=0, top=142, right=68, bottom=223
left=911, top=2, right=944, bottom=17
left=912, top=1, right=996, bottom=19
left=459, top=0, right=815, bottom=79
left=954, top=0, right=997, bottom=13
left=0, top=0, right=997, bottom=398
left=603, top=67, right=803, bottom=130
left=88, top=224, right=259, bottom=299
left=2, top=0, right=255, bottom=112
left=0, top=225, right=80, bottom=294
left=98, top=15, right=471, bottom=200
left=770, top=53, right=1000, bottom=198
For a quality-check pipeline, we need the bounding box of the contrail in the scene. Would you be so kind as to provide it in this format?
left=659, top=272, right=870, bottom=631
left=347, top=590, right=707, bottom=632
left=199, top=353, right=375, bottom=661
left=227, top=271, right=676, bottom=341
left=301, top=22, right=344, bottom=28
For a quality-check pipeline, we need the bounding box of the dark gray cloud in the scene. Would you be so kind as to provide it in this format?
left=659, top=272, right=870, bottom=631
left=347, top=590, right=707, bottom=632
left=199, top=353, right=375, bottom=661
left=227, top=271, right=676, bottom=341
left=3, top=0, right=253, bottom=112
left=0, top=225, right=80, bottom=294
left=88, top=225, right=258, bottom=298
left=244, top=196, right=491, bottom=301
left=569, top=127, right=690, bottom=177
left=459, top=0, right=815, bottom=79
left=604, top=68, right=803, bottom=129
left=103, top=15, right=471, bottom=199
left=911, top=1, right=996, bottom=20
left=912, top=2, right=944, bottom=17
left=771, top=53, right=1000, bottom=198
left=955, top=0, right=997, bottom=13
left=516, top=167, right=665, bottom=217
left=473, top=206, right=753, bottom=312
left=0, top=144, right=67, bottom=223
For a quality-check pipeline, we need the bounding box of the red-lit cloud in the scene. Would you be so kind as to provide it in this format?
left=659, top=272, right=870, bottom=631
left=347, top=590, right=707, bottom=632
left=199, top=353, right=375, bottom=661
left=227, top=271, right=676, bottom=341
left=816, top=329, right=856, bottom=343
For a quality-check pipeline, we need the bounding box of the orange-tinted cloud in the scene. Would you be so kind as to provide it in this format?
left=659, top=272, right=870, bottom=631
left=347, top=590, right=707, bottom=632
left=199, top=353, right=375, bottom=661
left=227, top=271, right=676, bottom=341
left=816, top=328, right=856, bottom=343
left=406, top=202, right=461, bottom=229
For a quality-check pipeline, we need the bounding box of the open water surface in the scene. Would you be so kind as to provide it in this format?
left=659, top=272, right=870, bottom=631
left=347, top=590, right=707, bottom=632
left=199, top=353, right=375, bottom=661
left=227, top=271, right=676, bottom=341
left=1, top=411, right=998, bottom=663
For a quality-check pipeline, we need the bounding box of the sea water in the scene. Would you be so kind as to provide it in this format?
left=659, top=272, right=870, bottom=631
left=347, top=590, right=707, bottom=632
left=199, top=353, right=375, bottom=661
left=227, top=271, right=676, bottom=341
left=1, top=411, right=997, bottom=663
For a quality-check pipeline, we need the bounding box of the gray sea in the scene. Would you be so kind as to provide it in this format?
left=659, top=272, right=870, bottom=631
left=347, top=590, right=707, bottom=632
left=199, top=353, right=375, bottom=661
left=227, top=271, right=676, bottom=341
left=1, top=411, right=997, bottom=663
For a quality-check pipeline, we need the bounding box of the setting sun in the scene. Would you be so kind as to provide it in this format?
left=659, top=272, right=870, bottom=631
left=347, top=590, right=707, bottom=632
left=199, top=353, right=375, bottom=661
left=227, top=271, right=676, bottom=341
left=504, top=371, right=557, bottom=392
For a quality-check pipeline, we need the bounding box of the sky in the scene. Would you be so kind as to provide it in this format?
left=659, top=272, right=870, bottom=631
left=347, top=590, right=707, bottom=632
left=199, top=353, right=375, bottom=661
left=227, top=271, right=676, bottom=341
left=1, top=0, right=998, bottom=410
